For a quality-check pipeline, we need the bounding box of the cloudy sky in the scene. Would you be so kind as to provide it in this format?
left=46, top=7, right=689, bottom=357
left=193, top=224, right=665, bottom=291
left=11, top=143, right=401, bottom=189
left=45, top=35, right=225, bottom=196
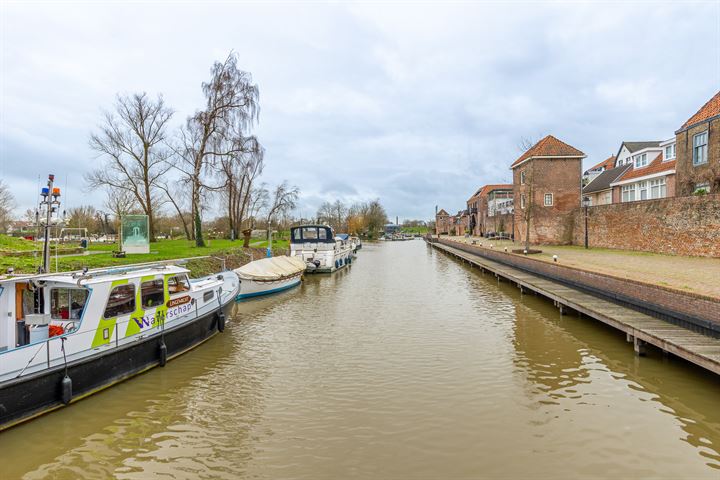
left=1, top=1, right=719, bottom=222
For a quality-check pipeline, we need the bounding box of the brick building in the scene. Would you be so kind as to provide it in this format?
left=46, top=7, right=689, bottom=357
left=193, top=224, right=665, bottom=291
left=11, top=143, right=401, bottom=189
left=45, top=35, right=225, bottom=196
left=466, top=187, right=483, bottom=236
left=466, top=184, right=513, bottom=236
left=435, top=209, right=451, bottom=235
left=511, top=135, right=585, bottom=245
left=453, top=210, right=469, bottom=236
left=675, top=90, right=720, bottom=195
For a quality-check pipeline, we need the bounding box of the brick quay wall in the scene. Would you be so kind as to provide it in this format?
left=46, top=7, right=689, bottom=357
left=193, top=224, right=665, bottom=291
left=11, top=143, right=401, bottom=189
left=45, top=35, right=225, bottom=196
left=434, top=237, right=720, bottom=335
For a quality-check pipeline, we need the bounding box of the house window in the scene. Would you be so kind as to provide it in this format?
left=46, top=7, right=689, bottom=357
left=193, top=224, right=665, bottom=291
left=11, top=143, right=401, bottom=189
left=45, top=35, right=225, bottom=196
left=664, top=144, right=675, bottom=160
left=141, top=279, right=165, bottom=309
left=634, top=153, right=648, bottom=168
left=520, top=194, right=526, bottom=209
left=104, top=284, right=136, bottom=319
left=638, top=181, right=648, bottom=200
left=693, top=131, right=708, bottom=165
left=520, top=171, right=526, bottom=184
left=543, top=193, right=553, bottom=206
left=694, top=182, right=710, bottom=194
left=621, top=185, right=635, bottom=202
left=650, top=178, right=666, bottom=199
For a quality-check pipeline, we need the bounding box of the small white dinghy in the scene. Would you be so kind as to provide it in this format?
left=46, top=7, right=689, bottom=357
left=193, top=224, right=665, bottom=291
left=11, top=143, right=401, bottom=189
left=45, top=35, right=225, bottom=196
left=234, top=256, right=306, bottom=300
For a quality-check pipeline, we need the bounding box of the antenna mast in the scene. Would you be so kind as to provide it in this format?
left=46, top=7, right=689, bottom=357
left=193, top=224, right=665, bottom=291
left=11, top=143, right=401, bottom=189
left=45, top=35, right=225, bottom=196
left=39, top=174, right=62, bottom=273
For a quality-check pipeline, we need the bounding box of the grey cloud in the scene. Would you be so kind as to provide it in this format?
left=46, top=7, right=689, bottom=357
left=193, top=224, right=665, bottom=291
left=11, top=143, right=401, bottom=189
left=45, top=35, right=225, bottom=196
left=1, top=2, right=718, bottom=224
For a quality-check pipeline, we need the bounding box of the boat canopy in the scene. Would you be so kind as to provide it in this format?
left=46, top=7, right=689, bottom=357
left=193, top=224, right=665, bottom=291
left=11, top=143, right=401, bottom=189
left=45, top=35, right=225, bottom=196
left=290, top=225, right=335, bottom=244
left=234, top=256, right=306, bottom=281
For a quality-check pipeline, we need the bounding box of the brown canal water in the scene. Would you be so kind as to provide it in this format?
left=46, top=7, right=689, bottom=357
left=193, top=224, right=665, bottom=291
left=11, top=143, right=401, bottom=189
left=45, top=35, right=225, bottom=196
left=1, top=240, right=719, bottom=479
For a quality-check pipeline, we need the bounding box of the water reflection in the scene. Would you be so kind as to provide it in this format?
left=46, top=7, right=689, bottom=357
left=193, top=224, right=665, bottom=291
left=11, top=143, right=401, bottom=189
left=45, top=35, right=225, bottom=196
left=1, top=240, right=718, bottom=479
left=510, top=292, right=720, bottom=471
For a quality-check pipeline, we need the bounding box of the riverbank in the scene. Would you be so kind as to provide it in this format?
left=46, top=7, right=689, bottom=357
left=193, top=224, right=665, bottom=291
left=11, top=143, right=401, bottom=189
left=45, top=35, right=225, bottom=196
left=0, top=237, right=289, bottom=276
left=442, top=235, right=720, bottom=299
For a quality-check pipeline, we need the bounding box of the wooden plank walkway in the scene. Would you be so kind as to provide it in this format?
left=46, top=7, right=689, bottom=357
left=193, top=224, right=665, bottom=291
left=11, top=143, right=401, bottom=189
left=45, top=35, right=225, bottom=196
left=429, top=240, right=720, bottom=376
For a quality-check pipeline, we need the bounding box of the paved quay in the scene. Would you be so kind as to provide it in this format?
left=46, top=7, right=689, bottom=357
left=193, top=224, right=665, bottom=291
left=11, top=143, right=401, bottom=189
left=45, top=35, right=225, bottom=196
left=444, top=235, right=720, bottom=299
left=428, top=239, right=720, bottom=376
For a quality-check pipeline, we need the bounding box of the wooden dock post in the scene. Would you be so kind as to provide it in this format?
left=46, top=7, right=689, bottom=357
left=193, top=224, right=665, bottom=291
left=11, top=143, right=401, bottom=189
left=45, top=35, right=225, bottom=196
left=634, top=337, right=647, bottom=356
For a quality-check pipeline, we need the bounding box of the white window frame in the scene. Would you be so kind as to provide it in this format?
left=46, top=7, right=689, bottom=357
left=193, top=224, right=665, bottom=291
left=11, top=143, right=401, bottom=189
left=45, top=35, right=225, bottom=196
left=520, top=194, right=526, bottom=209
left=520, top=171, right=526, bottom=184
left=650, top=178, right=667, bottom=199
left=664, top=144, right=676, bottom=160
left=634, top=153, right=648, bottom=168
left=543, top=193, right=553, bottom=206
left=621, top=184, right=635, bottom=202
left=638, top=181, right=648, bottom=200
left=693, top=131, right=708, bottom=166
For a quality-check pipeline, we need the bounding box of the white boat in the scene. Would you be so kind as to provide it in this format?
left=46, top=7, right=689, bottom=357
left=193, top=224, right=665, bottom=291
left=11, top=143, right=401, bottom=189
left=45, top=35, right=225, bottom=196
left=234, top=256, right=306, bottom=300
left=349, top=235, right=362, bottom=251
left=0, top=262, right=239, bottom=431
left=289, top=225, right=354, bottom=273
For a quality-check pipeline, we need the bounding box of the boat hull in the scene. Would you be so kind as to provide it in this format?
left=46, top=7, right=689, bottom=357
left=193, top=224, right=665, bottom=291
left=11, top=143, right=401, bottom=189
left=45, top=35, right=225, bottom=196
left=0, top=300, right=234, bottom=431
left=236, top=276, right=301, bottom=300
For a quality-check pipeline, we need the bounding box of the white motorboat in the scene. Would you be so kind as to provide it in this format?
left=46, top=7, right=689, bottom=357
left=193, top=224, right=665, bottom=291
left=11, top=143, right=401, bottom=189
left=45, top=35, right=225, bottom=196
left=0, top=262, right=239, bottom=431
left=289, top=225, right=354, bottom=273
left=234, top=256, right=306, bottom=300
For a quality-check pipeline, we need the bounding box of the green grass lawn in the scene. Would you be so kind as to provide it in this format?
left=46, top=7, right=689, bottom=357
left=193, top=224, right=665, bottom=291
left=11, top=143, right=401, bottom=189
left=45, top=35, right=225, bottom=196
left=1, top=237, right=286, bottom=275
left=0, top=235, right=41, bottom=252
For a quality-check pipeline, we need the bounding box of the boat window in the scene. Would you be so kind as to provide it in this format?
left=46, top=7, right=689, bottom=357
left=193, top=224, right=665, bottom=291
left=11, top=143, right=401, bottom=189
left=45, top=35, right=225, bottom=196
left=319, top=228, right=328, bottom=240
left=104, top=284, right=136, bottom=318
left=302, top=227, right=318, bottom=240
left=203, top=290, right=214, bottom=302
left=141, top=279, right=165, bottom=308
left=168, top=275, right=191, bottom=294
left=23, top=288, right=39, bottom=316
left=292, top=228, right=302, bottom=241
left=51, top=288, right=89, bottom=320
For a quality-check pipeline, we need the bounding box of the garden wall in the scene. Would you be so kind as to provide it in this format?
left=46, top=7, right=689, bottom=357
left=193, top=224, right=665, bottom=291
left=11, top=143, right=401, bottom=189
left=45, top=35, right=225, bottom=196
left=572, top=194, right=720, bottom=257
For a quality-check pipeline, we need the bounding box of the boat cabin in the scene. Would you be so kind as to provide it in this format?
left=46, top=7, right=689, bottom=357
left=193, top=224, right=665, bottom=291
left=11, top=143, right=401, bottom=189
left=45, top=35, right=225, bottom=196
left=290, top=225, right=336, bottom=244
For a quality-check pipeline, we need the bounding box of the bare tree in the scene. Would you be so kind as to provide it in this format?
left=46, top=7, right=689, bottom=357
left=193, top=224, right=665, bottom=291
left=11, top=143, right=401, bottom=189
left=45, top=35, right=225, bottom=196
left=67, top=205, right=100, bottom=234
left=316, top=201, right=333, bottom=225
left=247, top=183, right=269, bottom=228
left=103, top=186, right=137, bottom=236
left=86, top=92, right=173, bottom=242
left=517, top=135, right=538, bottom=153
left=0, top=180, right=15, bottom=233
left=157, top=180, right=192, bottom=240
left=216, top=135, right=264, bottom=239
left=264, top=181, right=299, bottom=245
left=173, top=52, right=260, bottom=247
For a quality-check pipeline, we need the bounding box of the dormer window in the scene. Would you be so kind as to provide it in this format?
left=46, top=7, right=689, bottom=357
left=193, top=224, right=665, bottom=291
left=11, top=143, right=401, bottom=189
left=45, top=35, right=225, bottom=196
left=634, top=153, right=648, bottom=168
left=664, top=143, right=675, bottom=160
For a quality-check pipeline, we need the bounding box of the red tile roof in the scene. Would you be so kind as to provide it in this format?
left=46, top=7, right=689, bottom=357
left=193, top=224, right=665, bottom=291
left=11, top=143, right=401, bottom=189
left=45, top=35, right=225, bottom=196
left=679, top=91, right=720, bottom=131
left=510, top=135, right=585, bottom=168
left=587, top=155, right=616, bottom=172
left=479, top=183, right=513, bottom=196
left=614, top=152, right=676, bottom=182
left=467, top=184, right=514, bottom=201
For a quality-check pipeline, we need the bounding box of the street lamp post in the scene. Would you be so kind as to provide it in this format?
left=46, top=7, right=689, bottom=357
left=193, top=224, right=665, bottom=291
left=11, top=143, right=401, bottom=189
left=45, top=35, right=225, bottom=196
left=582, top=196, right=591, bottom=249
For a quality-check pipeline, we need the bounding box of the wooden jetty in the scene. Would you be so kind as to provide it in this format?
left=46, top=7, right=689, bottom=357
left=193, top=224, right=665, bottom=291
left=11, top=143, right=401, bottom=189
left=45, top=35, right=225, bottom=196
left=428, top=240, right=720, bottom=376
